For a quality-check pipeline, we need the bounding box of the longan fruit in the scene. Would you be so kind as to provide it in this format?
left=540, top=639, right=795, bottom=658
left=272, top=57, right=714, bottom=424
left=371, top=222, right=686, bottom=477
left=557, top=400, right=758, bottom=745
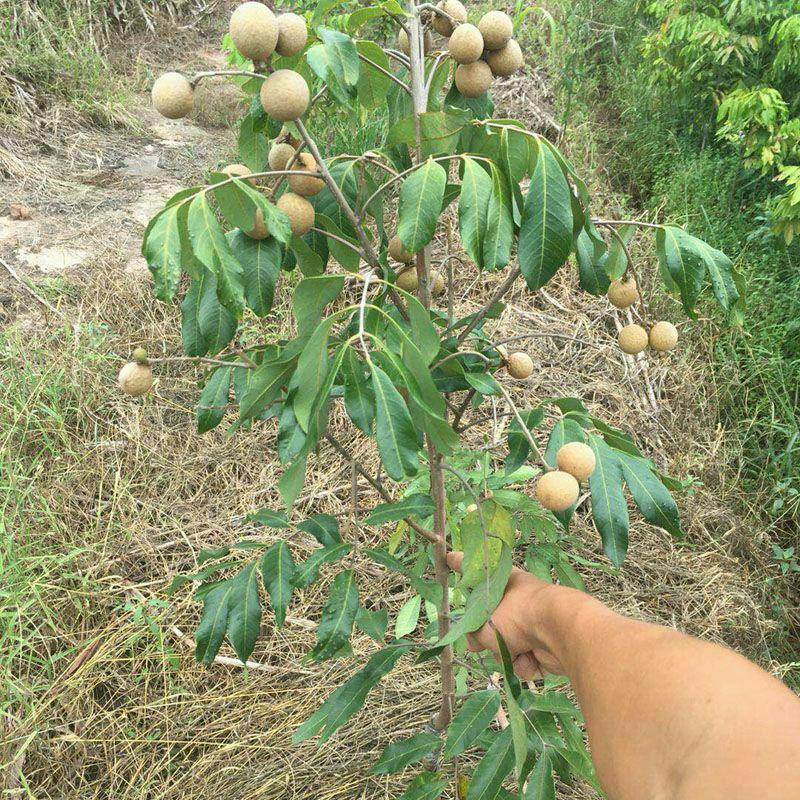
left=260, top=69, right=310, bottom=121
left=230, top=1, right=279, bottom=61
left=151, top=72, right=194, bottom=119
left=649, top=321, right=679, bottom=352
left=431, top=272, right=445, bottom=297
left=466, top=502, right=478, bottom=514
left=448, top=24, right=484, bottom=64
left=398, top=28, right=433, bottom=56
left=618, top=324, right=648, bottom=354
left=388, top=234, right=415, bottom=263
left=268, top=141, right=296, bottom=171
left=455, top=60, right=492, bottom=97
left=396, top=267, right=418, bottom=291
left=535, top=470, right=580, bottom=512
left=556, top=442, right=596, bottom=482
left=486, top=39, right=524, bottom=76
left=507, top=352, right=533, bottom=379
left=275, top=12, right=308, bottom=57
left=478, top=10, right=513, bottom=50
left=288, top=152, right=325, bottom=196
left=277, top=191, right=315, bottom=236
left=432, top=0, right=467, bottom=36
left=222, top=163, right=256, bottom=185
left=246, top=208, right=270, bottom=239
left=607, top=277, right=638, bottom=309
left=118, top=362, right=153, bottom=397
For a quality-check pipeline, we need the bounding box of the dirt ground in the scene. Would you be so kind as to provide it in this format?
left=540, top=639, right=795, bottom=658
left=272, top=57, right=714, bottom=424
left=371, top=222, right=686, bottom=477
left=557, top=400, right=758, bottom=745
left=0, top=12, right=783, bottom=800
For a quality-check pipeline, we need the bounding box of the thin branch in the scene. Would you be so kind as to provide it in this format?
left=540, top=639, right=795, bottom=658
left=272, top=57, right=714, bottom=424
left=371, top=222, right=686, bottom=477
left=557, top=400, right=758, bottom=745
left=310, top=226, right=365, bottom=258
left=358, top=53, right=412, bottom=94
left=147, top=355, right=255, bottom=369
left=591, top=217, right=662, bottom=230
left=452, top=388, right=477, bottom=428
left=189, top=69, right=263, bottom=86
left=494, top=382, right=550, bottom=469
left=596, top=222, right=650, bottom=322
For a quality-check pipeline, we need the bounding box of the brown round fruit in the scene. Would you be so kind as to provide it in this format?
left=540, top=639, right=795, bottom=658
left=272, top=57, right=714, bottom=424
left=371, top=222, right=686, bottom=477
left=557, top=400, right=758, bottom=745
left=486, top=39, right=524, bottom=76
left=556, top=442, right=596, bottom=482
left=388, top=234, right=415, bottom=263
left=455, top=60, right=493, bottom=97
left=246, top=208, right=270, bottom=239
left=466, top=502, right=478, bottom=514
left=396, top=267, right=418, bottom=291
left=277, top=192, right=315, bottom=236
left=649, top=321, right=679, bottom=352
left=275, top=12, right=308, bottom=57
left=448, top=24, right=484, bottom=63
left=118, top=362, right=153, bottom=397
left=260, top=69, right=310, bottom=121
left=268, top=142, right=296, bottom=171
left=431, top=272, right=445, bottom=297
left=432, top=0, right=467, bottom=36
left=222, top=163, right=256, bottom=185
left=478, top=10, right=513, bottom=50
left=607, top=277, right=638, bottom=309
left=151, top=72, right=194, bottom=119
left=618, top=324, right=648, bottom=354
left=535, top=470, right=580, bottom=512
left=398, top=28, right=433, bottom=55
left=288, top=152, right=324, bottom=196
left=507, top=351, right=533, bottom=379
left=229, top=1, right=279, bottom=61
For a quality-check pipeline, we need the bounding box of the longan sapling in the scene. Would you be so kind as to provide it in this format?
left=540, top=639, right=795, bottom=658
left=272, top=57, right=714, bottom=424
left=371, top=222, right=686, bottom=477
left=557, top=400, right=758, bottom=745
left=507, top=351, right=534, bottom=379
left=535, top=470, right=580, bottom=512
left=260, top=69, right=310, bottom=121
left=229, top=1, right=279, bottom=61
left=556, top=442, right=597, bottom=482
left=151, top=72, right=194, bottom=119
left=649, top=321, right=679, bottom=352
left=432, top=0, right=467, bottom=36
left=618, top=323, right=649, bottom=354
left=448, top=24, right=485, bottom=63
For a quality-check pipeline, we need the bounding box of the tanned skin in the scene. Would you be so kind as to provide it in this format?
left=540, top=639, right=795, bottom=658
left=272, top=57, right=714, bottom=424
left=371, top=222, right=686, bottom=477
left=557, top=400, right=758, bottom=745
left=447, top=551, right=800, bottom=800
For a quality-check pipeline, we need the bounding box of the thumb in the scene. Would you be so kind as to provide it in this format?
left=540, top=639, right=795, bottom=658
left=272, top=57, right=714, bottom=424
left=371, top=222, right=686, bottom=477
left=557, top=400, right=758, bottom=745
left=446, top=550, right=464, bottom=573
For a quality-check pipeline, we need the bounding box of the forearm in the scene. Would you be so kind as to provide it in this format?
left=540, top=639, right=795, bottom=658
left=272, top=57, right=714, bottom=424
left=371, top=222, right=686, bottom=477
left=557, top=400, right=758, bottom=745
left=533, top=587, right=800, bottom=800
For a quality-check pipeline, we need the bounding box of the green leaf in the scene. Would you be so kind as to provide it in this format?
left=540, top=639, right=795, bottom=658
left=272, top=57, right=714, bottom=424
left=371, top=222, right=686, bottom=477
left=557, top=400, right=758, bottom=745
left=298, top=513, right=342, bottom=547
left=247, top=508, right=289, bottom=528
left=495, top=630, right=528, bottom=788
left=343, top=348, right=375, bottom=434
left=292, top=317, right=335, bottom=431
left=142, top=201, right=187, bottom=301
left=523, top=691, right=584, bottom=718
left=197, top=366, right=232, bottom=433
left=355, top=40, right=391, bottom=108
left=618, top=453, right=682, bottom=538
left=394, top=594, right=422, bottom=638
left=260, top=541, right=295, bottom=627
left=506, top=407, right=545, bottom=473
left=397, top=772, right=448, bottom=800
left=602, top=223, right=634, bottom=280
left=466, top=727, right=515, bottom=800
left=656, top=226, right=707, bottom=318
left=438, top=543, right=512, bottom=647
left=277, top=401, right=306, bottom=464
left=365, top=493, right=434, bottom=525
left=458, top=156, right=493, bottom=270
left=356, top=605, right=389, bottom=641
left=404, top=294, right=441, bottom=365
left=575, top=227, right=610, bottom=295
left=293, top=275, right=345, bottom=339
left=484, top=165, right=514, bottom=271
left=464, top=371, right=500, bottom=395
left=443, top=689, right=501, bottom=758
left=195, top=579, right=235, bottom=664
left=294, top=643, right=411, bottom=743
left=212, top=174, right=260, bottom=231
left=318, top=213, right=360, bottom=271
left=372, top=364, right=421, bottom=480
left=306, top=28, right=359, bottom=104
left=365, top=547, right=407, bottom=573
left=187, top=194, right=244, bottom=315
left=240, top=360, right=295, bottom=421
left=228, top=230, right=281, bottom=317
left=293, top=542, right=351, bottom=588
left=372, top=731, right=441, bottom=775
left=180, top=269, right=237, bottom=357
left=311, top=569, right=359, bottom=661
left=518, top=139, right=574, bottom=290
left=587, top=433, right=629, bottom=566
left=238, top=114, right=268, bottom=172
left=226, top=562, right=261, bottom=662
left=544, top=418, right=585, bottom=468
left=279, top=454, right=307, bottom=508
left=291, top=234, right=325, bottom=276
left=459, top=500, right=515, bottom=590
left=398, top=158, right=447, bottom=253
left=525, top=752, right=555, bottom=800
left=387, top=110, right=471, bottom=156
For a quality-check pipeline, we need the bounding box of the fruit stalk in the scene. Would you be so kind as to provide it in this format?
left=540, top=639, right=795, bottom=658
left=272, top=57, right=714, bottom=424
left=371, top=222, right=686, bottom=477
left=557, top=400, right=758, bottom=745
left=407, top=0, right=456, bottom=730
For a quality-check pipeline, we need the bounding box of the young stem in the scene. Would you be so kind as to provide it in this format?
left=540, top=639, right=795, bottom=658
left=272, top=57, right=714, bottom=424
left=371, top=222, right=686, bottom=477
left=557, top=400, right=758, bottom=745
left=406, top=0, right=456, bottom=731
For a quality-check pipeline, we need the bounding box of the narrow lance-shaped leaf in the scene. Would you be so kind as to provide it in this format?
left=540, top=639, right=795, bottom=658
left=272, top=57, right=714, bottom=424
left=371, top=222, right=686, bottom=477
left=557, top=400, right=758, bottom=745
left=311, top=569, right=359, bottom=660
left=226, top=562, right=261, bottom=663
left=618, top=452, right=682, bottom=538
left=483, top=164, right=514, bottom=270
left=342, top=348, right=375, bottom=435
left=518, top=138, right=574, bottom=290
left=194, top=579, right=235, bottom=664
left=372, top=731, right=442, bottom=775
left=506, top=407, right=545, bottom=474
left=587, top=433, right=630, bottom=566
left=227, top=230, right=281, bottom=317
left=260, top=540, right=295, bottom=627
left=298, top=513, right=342, bottom=547
left=466, top=727, right=515, bottom=800
left=525, top=752, right=556, bottom=800
left=142, top=201, right=187, bottom=301
left=443, top=689, right=501, bottom=758
left=293, top=542, right=351, bottom=589
left=656, top=226, right=707, bottom=318
left=458, top=156, right=493, bottom=270
left=371, top=364, right=420, bottom=480
left=180, top=269, right=237, bottom=357
left=197, top=365, right=232, bottom=433
left=398, top=157, right=447, bottom=253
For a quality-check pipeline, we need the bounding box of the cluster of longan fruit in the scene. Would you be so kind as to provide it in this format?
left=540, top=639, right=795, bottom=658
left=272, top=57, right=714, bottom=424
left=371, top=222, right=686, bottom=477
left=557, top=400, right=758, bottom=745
left=534, top=442, right=596, bottom=512
left=606, top=276, right=679, bottom=355
left=399, top=2, right=524, bottom=98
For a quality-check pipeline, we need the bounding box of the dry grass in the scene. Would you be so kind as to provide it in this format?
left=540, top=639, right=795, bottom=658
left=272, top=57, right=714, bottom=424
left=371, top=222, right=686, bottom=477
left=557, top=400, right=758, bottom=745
left=0, top=22, right=784, bottom=800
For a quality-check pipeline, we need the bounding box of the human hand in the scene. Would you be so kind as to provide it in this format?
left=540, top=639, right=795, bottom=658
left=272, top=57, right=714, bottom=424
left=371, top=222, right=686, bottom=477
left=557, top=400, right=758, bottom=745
left=447, top=550, right=586, bottom=679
